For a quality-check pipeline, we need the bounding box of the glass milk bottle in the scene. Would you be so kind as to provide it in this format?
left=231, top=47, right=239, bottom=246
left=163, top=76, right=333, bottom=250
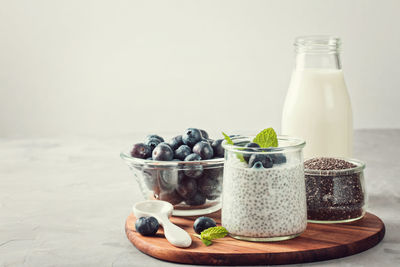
left=282, top=36, right=353, bottom=159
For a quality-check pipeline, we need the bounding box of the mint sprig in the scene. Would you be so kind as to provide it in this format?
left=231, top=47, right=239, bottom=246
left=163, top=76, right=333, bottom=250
left=222, top=132, right=234, bottom=145
left=253, top=128, right=278, bottom=148
left=222, top=132, right=245, bottom=162
left=195, top=226, right=228, bottom=246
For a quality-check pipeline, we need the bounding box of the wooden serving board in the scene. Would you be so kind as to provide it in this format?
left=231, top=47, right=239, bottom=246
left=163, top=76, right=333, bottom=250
left=125, top=211, right=385, bottom=265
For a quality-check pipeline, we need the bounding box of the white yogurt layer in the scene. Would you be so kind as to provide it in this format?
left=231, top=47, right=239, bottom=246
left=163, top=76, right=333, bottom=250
left=222, top=161, right=307, bottom=238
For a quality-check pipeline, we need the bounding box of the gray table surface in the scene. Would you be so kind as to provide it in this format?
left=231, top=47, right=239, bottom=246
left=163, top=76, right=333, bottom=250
left=1, top=129, right=399, bottom=267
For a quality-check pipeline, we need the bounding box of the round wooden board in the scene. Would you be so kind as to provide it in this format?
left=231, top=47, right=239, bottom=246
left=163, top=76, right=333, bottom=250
left=125, top=211, right=385, bottom=265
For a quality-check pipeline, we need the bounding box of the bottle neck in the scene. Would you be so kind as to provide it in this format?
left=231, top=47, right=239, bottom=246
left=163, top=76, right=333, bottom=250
left=295, top=52, right=341, bottom=70
left=294, top=36, right=342, bottom=70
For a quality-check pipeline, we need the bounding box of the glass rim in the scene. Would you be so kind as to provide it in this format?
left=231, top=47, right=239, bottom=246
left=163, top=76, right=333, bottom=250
left=120, top=150, right=224, bottom=169
left=222, top=135, right=306, bottom=154
left=304, top=157, right=365, bottom=176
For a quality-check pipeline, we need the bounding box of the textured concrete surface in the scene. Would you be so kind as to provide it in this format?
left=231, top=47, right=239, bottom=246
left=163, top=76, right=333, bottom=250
left=0, top=129, right=399, bottom=266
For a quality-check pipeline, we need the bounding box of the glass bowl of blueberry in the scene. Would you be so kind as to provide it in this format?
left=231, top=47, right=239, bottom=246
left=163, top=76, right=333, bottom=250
left=121, top=128, right=225, bottom=216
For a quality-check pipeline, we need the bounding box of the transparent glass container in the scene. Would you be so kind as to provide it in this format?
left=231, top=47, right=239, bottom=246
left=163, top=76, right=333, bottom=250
left=221, top=136, right=307, bottom=242
left=121, top=149, right=224, bottom=216
left=305, top=158, right=367, bottom=223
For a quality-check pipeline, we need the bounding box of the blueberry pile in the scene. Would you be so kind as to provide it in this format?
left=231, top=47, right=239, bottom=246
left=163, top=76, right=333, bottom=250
left=131, top=128, right=224, bottom=207
left=242, top=142, right=287, bottom=169
left=130, top=128, right=224, bottom=162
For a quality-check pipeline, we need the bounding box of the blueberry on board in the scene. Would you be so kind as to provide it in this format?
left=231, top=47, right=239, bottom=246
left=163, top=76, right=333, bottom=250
left=193, top=216, right=217, bottom=234
left=145, top=134, right=164, bottom=143
left=182, top=128, right=202, bottom=147
left=193, top=141, right=214, bottom=160
left=131, top=143, right=152, bottom=159
left=174, top=145, right=192, bottom=160
left=170, top=135, right=183, bottom=150
left=176, top=176, right=197, bottom=199
left=199, top=129, right=209, bottom=139
left=248, top=154, right=273, bottom=168
left=152, top=143, right=174, bottom=161
left=211, top=139, right=225, bottom=158
left=270, top=153, right=287, bottom=164
left=145, top=138, right=162, bottom=153
left=135, top=217, right=159, bottom=236
left=197, top=176, right=221, bottom=200
left=185, top=192, right=206, bottom=206
left=184, top=153, right=203, bottom=178
left=243, top=142, right=260, bottom=162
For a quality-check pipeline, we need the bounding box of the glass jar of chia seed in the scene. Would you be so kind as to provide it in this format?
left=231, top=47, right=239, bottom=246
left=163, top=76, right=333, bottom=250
left=222, top=136, right=307, bottom=242
left=304, top=157, right=367, bottom=223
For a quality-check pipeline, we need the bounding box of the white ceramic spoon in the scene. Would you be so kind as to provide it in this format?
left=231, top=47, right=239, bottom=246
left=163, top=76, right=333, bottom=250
left=133, top=200, right=192, bottom=248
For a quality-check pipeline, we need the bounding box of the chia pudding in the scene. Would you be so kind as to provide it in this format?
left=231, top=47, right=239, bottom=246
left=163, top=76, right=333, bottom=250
left=221, top=135, right=307, bottom=241
left=304, top=157, right=366, bottom=223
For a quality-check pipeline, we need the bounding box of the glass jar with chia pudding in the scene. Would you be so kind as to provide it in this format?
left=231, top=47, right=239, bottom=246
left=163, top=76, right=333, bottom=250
left=221, top=136, right=307, bottom=241
left=304, top=157, right=366, bottom=223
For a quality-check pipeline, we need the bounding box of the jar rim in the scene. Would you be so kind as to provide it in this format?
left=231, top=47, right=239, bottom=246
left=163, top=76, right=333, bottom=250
left=295, top=35, right=341, bottom=53
left=222, top=135, right=306, bottom=154
left=304, top=157, right=365, bottom=176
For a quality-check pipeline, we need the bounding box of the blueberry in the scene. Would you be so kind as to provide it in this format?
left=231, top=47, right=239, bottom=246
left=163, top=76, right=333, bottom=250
left=182, top=128, right=202, bottom=147
left=248, top=154, right=273, bottom=168
left=199, top=129, right=209, bottom=139
left=202, top=168, right=222, bottom=180
left=146, top=157, right=153, bottom=160
left=243, top=142, right=260, bottom=162
left=185, top=192, right=206, bottom=206
left=211, top=139, right=225, bottom=158
left=193, top=216, right=217, bottom=234
left=253, top=161, right=264, bottom=169
left=184, top=153, right=203, bottom=178
left=152, top=143, right=174, bottom=161
left=158, top=190, right=183, bottom=205
left=193, top=141, right=214, bottom=160
left=174, top=145, right=192, bottom=160
left=170, top=135, right=183, bottom=150
left=185, top=153, right=202, bottom=161
left=270, top=153, right=287, bottom=164
left=197, top=176, right=221, bottom=200
left=145, top=138, right=161, bottom=152
left=135, top=216, right=159, bottom=236
left=131, top=143, right=152, bottom=159
left=176, top=176, right=197, bottom=199
left=145, top=134, right=164, bottom=143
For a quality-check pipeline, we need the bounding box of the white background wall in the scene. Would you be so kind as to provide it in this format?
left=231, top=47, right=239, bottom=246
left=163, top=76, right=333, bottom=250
left=1, top=0, right=399, bottom=138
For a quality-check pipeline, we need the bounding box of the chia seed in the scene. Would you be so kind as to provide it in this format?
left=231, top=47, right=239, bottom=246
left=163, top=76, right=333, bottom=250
left=304, top=158, right=365, bottom=222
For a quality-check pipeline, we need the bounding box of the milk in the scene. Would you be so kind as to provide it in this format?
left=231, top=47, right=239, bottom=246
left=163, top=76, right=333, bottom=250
left=282, top=69, right=353, bottom=159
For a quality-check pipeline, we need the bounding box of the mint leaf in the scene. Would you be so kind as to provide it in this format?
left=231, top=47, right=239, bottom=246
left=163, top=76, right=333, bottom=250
left=222, top=132, right=246, bottom=163
left=194, top=226, right=229, bottom=246
left=201, top=226, right=228, bottom=241
left=222, top=132, right=234, bottom=145
left=201, top=239, right=212, bottom=246
left=253, top=128, right=278, bottom=148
